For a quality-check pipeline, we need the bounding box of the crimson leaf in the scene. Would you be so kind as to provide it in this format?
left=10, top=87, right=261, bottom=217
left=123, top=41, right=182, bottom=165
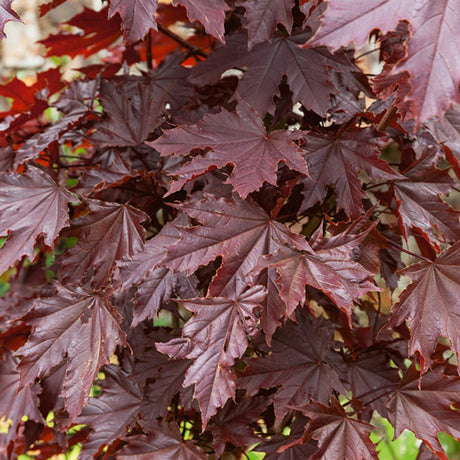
left=156, top=285, right=266, bottom=426
left=150, top=98, right=309, bottom=198
left=389, top=241, right=460, bottom=372
left=0, top=166, right=75, bottom=275
left=16, top=285, right=127, bottom=419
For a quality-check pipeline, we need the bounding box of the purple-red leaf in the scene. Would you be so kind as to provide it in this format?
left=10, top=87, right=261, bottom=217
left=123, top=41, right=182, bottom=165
left=300, top=127, right=401, bottom=217
left=294, top=397, right=377, bottom=459
left=150, top=99, right=309, bottom=198
left=172, top=0, right=227, bottom=42
left=117, top=420, right=207, bottom=460
left=238, top=0, right=293, bottom=48
left=385, top=365, right=460, bottom=459
left=310, top=0, right=460, bottom=125
left=238, top=313, right=345, bottom=418
left=257, top=230, right=379, bottom=319
left=156, top=285, right=266, bottom=426
left=16, top=285, right=127, bottom=419
left=59, top=199, right=148, bottom=289
left=0, top=166, right=75, bottom=275
left=0, top=0, right=22, bottom=40
left=108, top=0, right=158, bottom=43
left=389, top=241, right=460, bottom=372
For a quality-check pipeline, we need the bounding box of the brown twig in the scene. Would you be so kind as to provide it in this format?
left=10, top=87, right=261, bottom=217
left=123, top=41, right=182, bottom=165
left=146, top=29, right=153, bottom=70
left=157, top=23, right=208, bottom=59
left=377, top=104, right=398, bottom=132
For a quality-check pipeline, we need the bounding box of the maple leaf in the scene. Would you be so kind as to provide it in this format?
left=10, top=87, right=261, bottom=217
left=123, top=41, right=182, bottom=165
left=238, top=0, right=293, bottom=49
left=238, top=313, right=346, bottom=418
left=300, top=127, right=402, bottom=217
left=39, top=7, right=122, bottom=58
left=58, top=199, right=148, bottom=289
left=16, top=285, right=127, bottom=419
left=389, top=241, right=460, bottom=372
left=255, top=227, right=379, bottom=319
left=385, top=365, right=460, bottom=458
left=108, top=0, right=158, bottom=43
left=344, top=349, right=400, bottom=417
left=156, top=285, right=266, bottom=426
left=90, top=76, right=166, bottom=147
left=310, top=0, right=460, bottom=125
left=0, top=68, right=64, bottom=116
left=254, top=415, right=318, bottom=460
left=392, top=154, right=460, bottom=247
left=150, top=98, right=309, bottom=198
left=117, top=420, right=207, bottom=460
left=15, top=79, right=97, bottom=167
left=172, top=0, right=227, bottom=43
left=0, top=353, right=43, bottom=445
left=0, top=0, right=22, bottom=40
left=428, top=103, right=460, bottom=163
left=159, top=193, right=305, bottom=341
left=0, top=166, right=76, bottom=275
left=292, top=397, right=377, bottom=459
left=113, top=214, right=195, bottom=326
left=189, top=31, right=357, bottom=117
left=209, top=396, right=266, bottom=458
left=77, top=364, right=143, bottom=457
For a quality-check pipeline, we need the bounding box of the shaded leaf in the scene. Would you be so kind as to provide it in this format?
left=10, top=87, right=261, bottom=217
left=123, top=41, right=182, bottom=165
left=300, top=127, right=401, bottom=217
left=238, top=0, right=293, bottom=48
left=117, top=420, right=206, bottom=459
left=310, top=0, right=460, bottom=125
left=90, top=76, right=166, bottom=147
left=294, top=397, right=377, bottom=459
left=389, top=241, right=460, bottom=372
left=150, top=98, right=309, bottom=198
left=0, top=166, right=75, bottom=275
left=108, top=0, right=158, bottom=43
left=156, top=285, right=266, bottom=426
left=16, top=285, right=127, bottom=419
left=238, top=313, right=346, bottom=418
left=190, top=31, right=357, bottom=117
left=59, top=199, right=148, bottom=289
left=77, top=365, right=143, bottom=457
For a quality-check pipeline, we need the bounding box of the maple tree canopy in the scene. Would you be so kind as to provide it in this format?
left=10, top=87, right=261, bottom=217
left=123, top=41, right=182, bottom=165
left=0, top=0, right=459, bottom=458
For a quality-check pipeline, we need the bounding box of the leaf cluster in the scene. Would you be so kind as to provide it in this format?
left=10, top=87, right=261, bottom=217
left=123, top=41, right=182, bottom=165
left=0, top=0, right=459, bottom=458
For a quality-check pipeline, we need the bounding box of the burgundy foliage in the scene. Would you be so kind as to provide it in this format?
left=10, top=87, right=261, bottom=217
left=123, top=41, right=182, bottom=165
left=0, top=0, right=459, bottom=459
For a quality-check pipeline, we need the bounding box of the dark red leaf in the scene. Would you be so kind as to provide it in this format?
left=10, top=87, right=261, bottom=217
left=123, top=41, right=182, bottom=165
left=108, top=0, right=158, bottom=43
left=172, top=0, right=227, bottom=42
left=310, top=0, right=460, bottom=125
left=190, top=31, right=357, bottom=117
left=58, top=199, right=148, bottom=289
left=389, top=241, right=460, bottom=372
left=385, top=365, right=460, bottom=459
left=0, top=353, right=43, bottom=446
left=156, top=285, right=266, bottom=426
left=293, top=397, right=377, bottom=459
left=16, top=285, right=128, bottom=419
left=150, top=98, right=309, bottom=198
left=90, top=76, right=166, bottom=147
left=77, top=365, right=143, bottom=457
left=238, top=0, right=293, bottom=48
left=0, top=166, right=75, bottom=275
left=393, top=154, right=460, bottom=247
left=117, top=420, right=206, bottom=459
left=238, top=313, right=346, bottom=418
left=300, top=127, right=401, bottom=217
